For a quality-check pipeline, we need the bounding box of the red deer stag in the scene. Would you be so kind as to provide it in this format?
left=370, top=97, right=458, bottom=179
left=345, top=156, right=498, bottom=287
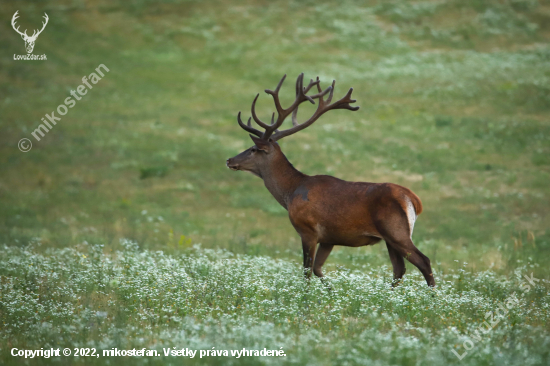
left=226, top=73, right=435, bottom=287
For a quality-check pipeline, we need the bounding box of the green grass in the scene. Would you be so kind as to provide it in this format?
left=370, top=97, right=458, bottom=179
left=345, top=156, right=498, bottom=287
left=1, top=0, right=550, bottom=364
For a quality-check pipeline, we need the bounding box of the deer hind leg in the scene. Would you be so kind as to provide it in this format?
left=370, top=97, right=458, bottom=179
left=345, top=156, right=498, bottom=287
left=386, top=244, right=406, bottom=286
left=313, top=243, right=334, bottom=278
left=388, top=238, right=435, bottom=287
left=377, top=213, right=435, bottom=287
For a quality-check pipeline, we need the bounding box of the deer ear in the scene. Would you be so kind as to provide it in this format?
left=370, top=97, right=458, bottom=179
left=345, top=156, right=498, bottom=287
left=249, top=135, right=271, bottom=152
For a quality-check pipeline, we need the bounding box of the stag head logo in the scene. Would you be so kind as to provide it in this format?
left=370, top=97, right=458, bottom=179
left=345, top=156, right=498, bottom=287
left=11, top=11, right=49, bottom=54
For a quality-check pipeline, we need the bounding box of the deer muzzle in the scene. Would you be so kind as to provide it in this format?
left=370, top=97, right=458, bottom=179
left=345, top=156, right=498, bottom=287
left=226, top=159, right=240, bottom=171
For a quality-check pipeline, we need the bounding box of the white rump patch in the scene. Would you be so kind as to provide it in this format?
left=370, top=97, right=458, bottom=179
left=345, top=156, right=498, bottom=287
left=405, top=198, right=417, bottom=237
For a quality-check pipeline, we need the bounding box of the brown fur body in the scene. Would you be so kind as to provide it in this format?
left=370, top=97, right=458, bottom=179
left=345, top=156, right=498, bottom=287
left=289, top=176, right=421, bottom=248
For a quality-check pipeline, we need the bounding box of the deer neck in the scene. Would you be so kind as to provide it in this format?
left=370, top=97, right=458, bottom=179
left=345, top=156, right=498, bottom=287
left=260, top=151, right=306, bottom=210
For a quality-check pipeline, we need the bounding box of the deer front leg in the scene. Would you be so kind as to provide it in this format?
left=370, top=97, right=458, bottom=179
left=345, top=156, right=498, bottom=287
left=301, top=237, right=317, bottom=279
left=313, top=243, right=334, bottom=278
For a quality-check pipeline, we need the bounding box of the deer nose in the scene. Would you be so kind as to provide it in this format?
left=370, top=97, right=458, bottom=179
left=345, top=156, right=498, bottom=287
left=226, top=159, right=239, bottom=171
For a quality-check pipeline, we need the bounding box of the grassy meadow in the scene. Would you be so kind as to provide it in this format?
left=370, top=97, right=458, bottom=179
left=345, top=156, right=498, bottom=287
left=1, top=0, right=549, bottom=364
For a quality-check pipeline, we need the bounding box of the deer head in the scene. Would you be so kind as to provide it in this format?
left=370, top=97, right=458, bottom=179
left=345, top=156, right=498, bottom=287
left=226, top=73, right=359, bottom=176
left=12, top=11, right=49, bottom=54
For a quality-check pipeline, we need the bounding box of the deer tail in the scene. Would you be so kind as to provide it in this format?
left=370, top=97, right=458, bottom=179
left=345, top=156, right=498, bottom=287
left=409, top=192, right=423, bottom=216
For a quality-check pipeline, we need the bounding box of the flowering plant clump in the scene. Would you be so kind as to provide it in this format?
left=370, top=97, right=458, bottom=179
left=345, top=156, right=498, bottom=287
left=1, top=241, right=549, bottom=365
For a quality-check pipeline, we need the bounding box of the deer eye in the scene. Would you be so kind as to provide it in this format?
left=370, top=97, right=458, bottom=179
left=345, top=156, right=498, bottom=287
left=251, top=147, right=257, bottom=153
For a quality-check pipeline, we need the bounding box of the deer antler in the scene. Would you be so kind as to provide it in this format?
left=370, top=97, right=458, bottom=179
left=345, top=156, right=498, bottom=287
left=11, top=11, right=28, bottom=38
left=272, top=77, right=359, bottom=141
left=237, top=73, right=359, bottom=141
left=11, top=11, right=48, bottom=40
left=30, top=13, right=49, bottom=39
left=237, top=112, right=263, bottom=138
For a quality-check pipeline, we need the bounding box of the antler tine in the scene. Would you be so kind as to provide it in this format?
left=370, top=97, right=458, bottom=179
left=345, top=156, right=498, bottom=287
left=291, top=108, right=299, bottom=126
left=274, top=74, right=286, bottom=92
left=295, top=73, right=304, bottom=98
left=237, top=111, right=263, bottom=137
left=303, top=78, right=320, bottom=95
left=309, top=85, right=333, bottom=101
left=331, top=87, right=360, bottom=111
left=36, top=13, right=49, bottom=36
left=295, top=74, right=318, bottom=104
left=264, top=74, right=286, bottom=115
left=305, top=76, right=331, bottom=102
left=269, top=112, right=280, bottom=134
left=315, top=76, right=322, bottom=93
left=11, top=11, right=19, bottom=25
left=326, top=80, right=336, bottom=104
left=251, top=94, right=271, bottom=129
left=11, top=11, right=28, bottom=37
